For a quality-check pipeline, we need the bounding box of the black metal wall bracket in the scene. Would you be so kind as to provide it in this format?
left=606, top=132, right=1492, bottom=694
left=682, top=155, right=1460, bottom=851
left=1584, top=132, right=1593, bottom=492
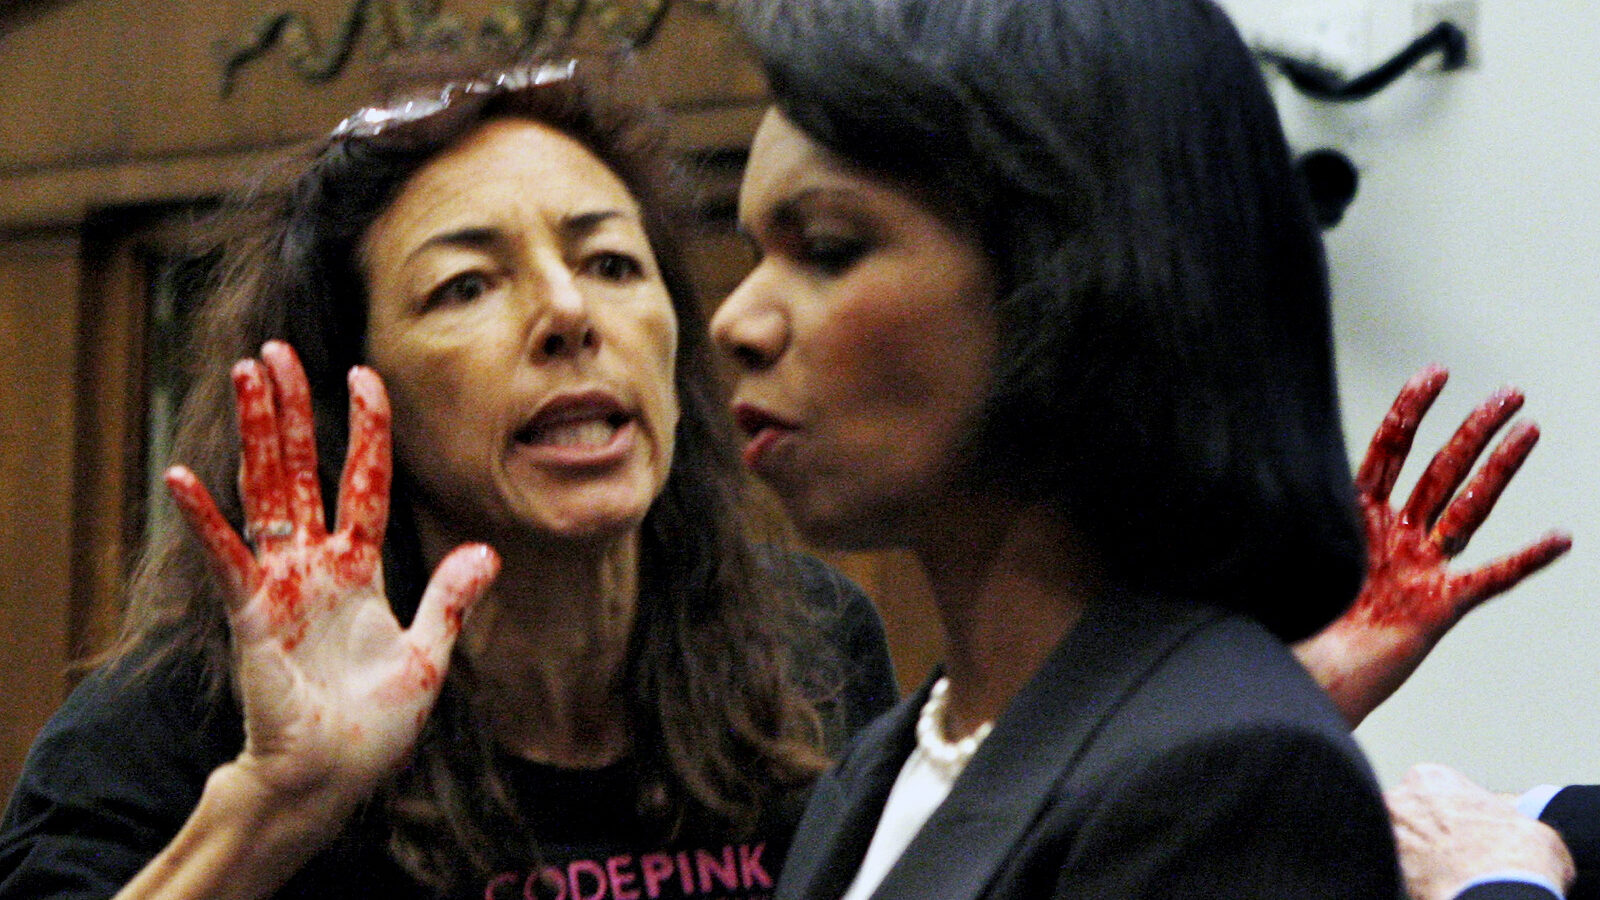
left=1256, top=21, right=1470, bottom=102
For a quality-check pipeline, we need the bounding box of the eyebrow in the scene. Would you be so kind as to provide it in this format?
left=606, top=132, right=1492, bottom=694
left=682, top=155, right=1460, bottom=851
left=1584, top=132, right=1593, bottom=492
left=562, top=209, right=632, bottom=238
left=745, top=185, right=867, bottom=235
left=405, top=225, right=502, bottom=264
left=404, top=210, right=637, bottom=264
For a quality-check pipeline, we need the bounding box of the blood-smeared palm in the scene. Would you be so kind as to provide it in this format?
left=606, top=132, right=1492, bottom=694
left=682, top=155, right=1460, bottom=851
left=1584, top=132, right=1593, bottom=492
left=1296, top=365, right=1571, bottom=727
left=164, top=340, right=499, bottom=804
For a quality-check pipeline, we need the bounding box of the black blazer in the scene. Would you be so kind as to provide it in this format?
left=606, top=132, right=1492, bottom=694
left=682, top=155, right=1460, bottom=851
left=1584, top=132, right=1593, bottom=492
left=776, top=592, right=1402, bottom=900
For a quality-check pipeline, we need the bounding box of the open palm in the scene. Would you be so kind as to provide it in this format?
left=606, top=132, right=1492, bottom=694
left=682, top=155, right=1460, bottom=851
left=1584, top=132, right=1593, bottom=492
left=164, top=340, right=498, bottom=802
left=1296, top=365, right=1570, bottom=727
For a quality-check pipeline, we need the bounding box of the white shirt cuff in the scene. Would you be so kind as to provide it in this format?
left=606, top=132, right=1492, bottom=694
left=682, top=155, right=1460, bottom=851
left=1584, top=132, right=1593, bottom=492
left=1457, top=869, right=1565, bottom=898
left=1517, top=785, right=1565, bottom=820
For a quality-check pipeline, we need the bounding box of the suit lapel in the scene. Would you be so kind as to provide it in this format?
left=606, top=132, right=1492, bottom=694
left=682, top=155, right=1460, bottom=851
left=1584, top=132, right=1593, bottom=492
left=868, top=593, right=1225, bottom=900
left=775, top=680, right=930, bottom=900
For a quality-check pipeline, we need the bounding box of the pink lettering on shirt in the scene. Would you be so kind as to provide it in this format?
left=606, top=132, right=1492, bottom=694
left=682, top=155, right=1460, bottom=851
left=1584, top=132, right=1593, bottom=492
left=640, top=853, right=674, bottom=898
left=696, top=847, right=738, bottom=893
left=569, top=859, right=607, bottom=900
left=739, top=844, right=772, bottom=889
left=489, top=842, right=776, bottom=900
left=608, top=855, right=641, bottom=900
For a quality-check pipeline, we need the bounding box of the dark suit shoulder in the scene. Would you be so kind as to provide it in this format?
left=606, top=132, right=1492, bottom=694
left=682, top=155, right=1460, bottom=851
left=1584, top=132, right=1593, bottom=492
left=1088, top=608, right=1363, bottom=770
left=1015, top=603, right=1396, bottom=898
left=1043, top=719, right=1399, bottom=898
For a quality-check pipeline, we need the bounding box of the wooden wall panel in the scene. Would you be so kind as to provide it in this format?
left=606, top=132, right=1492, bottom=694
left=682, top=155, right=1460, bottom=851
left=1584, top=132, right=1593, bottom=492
left=0, top=230, right=82, bottom=798
left=827, top=551, right=942, bottom=696
left=0, top=1, right=764, bottom=176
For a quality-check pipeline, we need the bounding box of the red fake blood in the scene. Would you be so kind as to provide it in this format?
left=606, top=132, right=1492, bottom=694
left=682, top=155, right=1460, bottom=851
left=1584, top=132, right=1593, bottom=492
left=376, top=645, right=442, bottom=705
left=343, top=389, right=392, bottom=545
left=265, top=566, right=307, bottom=630
left=1432, top=421, right=1537, bottom=554
left=1356, top=365, right=1446, bottom=500
left=328, top=542, right=381, bottom=587
left=1399, top=387, right=1523, bottom=529
left=233, top=363, right=291, bottom=523
left=281, top=618, right=310, bottom=653
left=409, top=646, right=442, bottom=693
left=163, top=467, right=256, bottom=590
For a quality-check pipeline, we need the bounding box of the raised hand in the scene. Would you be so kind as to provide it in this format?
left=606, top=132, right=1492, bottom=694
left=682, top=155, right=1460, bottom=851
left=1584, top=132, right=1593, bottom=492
left=164, top=340, right=499, bottom=806
left=1295, top=365, right=1571, bottom=727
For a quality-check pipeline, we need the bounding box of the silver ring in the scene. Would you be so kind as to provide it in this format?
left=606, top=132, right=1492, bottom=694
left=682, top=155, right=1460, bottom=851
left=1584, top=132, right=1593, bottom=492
left=244, top=521, right=295, bottom=542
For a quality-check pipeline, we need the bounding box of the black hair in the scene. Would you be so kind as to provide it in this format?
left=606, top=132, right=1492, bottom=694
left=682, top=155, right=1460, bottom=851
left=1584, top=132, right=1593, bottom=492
left=739, top=0, right=1363, bottom=642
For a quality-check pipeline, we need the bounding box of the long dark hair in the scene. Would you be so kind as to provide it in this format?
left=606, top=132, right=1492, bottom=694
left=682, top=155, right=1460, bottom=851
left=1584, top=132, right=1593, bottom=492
left=739, top=0, right=1363, bottom=642
left=112, top=55, right=829, bottom=893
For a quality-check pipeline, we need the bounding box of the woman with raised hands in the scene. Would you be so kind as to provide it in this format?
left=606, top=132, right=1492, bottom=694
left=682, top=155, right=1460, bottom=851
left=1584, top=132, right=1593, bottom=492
left=0, top=58, right=895, bottom=900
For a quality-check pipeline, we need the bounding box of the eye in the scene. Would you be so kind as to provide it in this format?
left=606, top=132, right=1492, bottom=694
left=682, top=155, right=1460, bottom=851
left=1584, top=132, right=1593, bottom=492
left=583, top=252, right=645, bottom=282
left=423, top=271, right=494, bottom=311
left=799, top=235, right=870, bottom=276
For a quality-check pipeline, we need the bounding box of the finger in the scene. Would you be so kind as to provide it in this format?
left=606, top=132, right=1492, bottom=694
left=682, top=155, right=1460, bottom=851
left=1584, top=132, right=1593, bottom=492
left=1432, top=421, right=1539, bottom=554
left=165, top=465, right=260, bottom=601
left=1355, top=365, right=1448, bottom=504
left=261, top=341, right=326, bottom=540
left=233, top=359, right=292, bottom=548
left=1402, top=386, right=1524, bottom=529
left=1445, top=531, right=1573, bottom=612
left=407, top=544, right=500, bottom=669
left=335, top=366, right=392, bottom=547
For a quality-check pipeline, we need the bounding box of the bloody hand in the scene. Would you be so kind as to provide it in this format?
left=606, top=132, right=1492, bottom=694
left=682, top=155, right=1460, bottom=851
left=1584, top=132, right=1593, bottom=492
left=164, top=340, right=499, bottom=802
left=1295, top=365, right=1571, bottom=727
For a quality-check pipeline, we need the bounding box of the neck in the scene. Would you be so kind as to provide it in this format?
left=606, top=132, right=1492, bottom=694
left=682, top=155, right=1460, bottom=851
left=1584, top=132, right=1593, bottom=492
left=911, top=496, right=1102, bottom=741
left=415, top=506, right=641, bottom=768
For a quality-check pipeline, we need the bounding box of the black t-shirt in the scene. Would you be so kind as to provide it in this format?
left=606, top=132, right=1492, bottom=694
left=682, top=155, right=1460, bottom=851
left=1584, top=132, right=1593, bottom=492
left=478, top=757, right=798, bottom=900
left=0, top=554, right=897, bottom=900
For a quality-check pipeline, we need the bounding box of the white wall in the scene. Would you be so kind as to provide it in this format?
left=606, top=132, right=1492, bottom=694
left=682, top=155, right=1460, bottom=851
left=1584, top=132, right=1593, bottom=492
left=1216, top=0, right=1600, bottom=789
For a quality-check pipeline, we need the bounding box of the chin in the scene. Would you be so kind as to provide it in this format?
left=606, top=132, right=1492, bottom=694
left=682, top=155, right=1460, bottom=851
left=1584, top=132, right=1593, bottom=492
left=509, top=469, right=662, bottom=537
left=539, top=495, right=657, bottom=542
left=537, top=504, right=652, bottom=542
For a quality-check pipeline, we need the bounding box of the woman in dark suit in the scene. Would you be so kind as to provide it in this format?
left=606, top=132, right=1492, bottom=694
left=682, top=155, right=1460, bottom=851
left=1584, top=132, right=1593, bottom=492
left=711, top=0, right=1404, bottom=895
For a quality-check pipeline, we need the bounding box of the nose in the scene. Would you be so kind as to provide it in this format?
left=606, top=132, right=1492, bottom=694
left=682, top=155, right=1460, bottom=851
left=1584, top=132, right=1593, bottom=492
left=528, top=265, right=597, bottom=360
left=710, top=266, right=787, bottom=371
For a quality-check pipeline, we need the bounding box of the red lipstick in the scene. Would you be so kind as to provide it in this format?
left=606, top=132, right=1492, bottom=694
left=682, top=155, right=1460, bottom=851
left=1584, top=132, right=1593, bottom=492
left=732, top=403, right=797, bottom=472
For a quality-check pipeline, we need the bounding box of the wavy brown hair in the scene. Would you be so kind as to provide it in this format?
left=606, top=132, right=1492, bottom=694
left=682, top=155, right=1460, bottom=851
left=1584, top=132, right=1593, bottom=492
left=109, top=55, right=831, bottom=894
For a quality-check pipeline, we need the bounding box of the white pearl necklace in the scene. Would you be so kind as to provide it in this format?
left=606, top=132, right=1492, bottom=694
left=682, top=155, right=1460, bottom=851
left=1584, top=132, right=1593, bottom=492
left=914, top=677, right=994, bottom=772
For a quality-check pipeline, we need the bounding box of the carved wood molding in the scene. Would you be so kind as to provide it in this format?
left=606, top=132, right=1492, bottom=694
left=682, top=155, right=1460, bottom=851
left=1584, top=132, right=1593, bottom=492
left=219, top=0, right=724, bottom=96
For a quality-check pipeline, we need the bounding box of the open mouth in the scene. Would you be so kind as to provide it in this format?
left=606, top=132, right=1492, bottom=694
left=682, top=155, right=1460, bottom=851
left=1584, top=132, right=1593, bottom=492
left=511, top=390, right=640, bottom=466
left=514, top=409, right=632, bottom=448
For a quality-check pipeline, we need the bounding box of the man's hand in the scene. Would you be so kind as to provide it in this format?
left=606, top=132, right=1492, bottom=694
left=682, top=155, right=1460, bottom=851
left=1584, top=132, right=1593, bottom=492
left=1388, top=763, right=1574, bottom=900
